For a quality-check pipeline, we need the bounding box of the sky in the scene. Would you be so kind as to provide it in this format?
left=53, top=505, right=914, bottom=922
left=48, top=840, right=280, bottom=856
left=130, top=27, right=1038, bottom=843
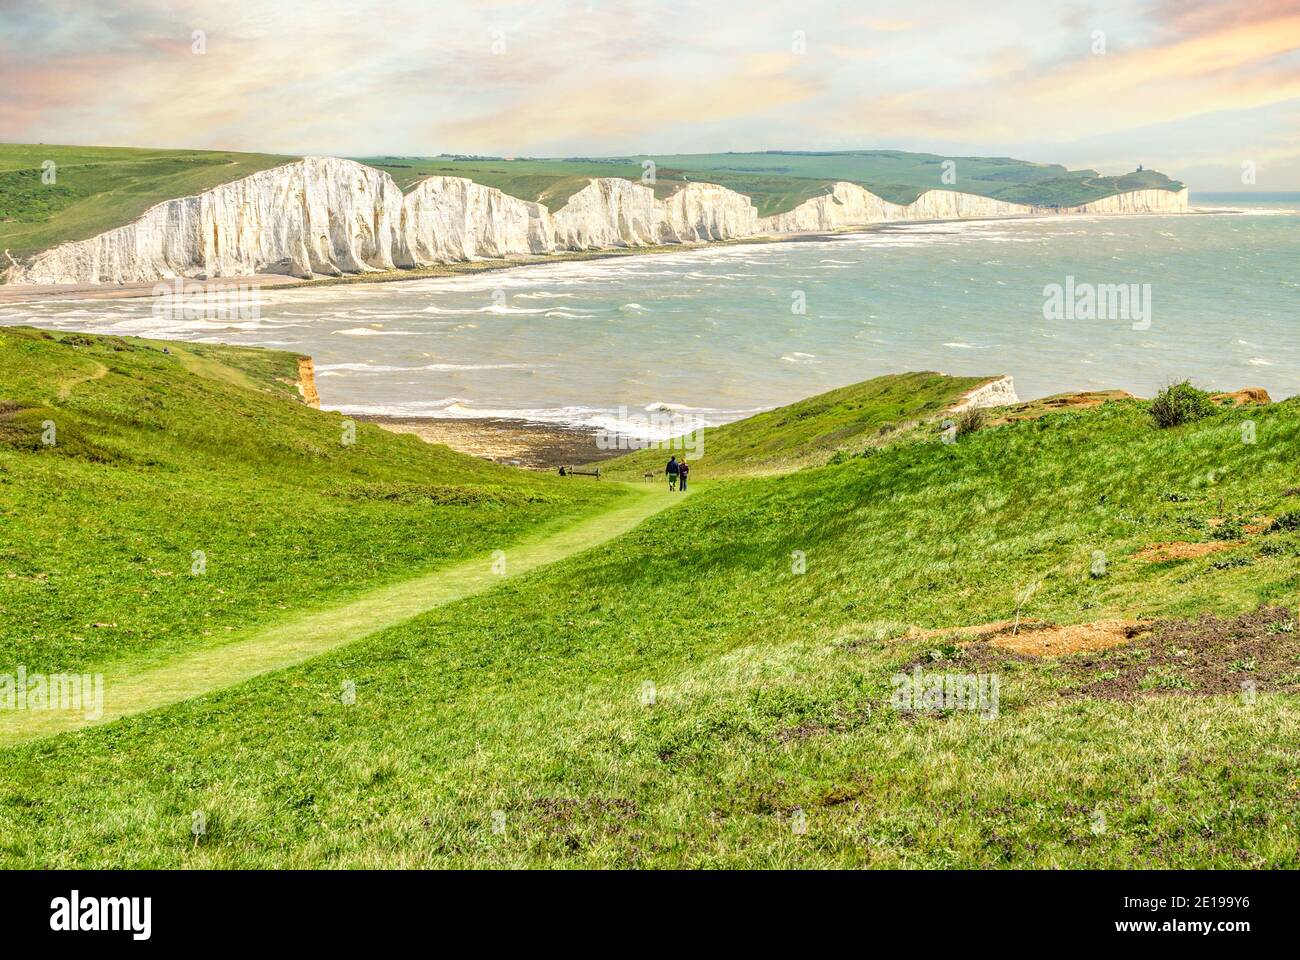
left=2, top=0, right=1298, bottom=190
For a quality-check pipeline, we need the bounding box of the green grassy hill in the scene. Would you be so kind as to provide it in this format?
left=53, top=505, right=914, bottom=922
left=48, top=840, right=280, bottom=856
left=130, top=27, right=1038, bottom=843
left=599, top=371, right=991, bottom=479
left=0, top=340, right=1295, bottom=868
left=0, top=327, right=616, bottom=673
left=0, top=144, right=295, bottom=262
left=360, top=151, right=1184, bottom=215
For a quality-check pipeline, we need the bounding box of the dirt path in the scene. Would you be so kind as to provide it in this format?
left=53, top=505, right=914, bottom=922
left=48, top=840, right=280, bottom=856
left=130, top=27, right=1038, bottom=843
left=0, top=483, right=688, bottom=745
left=56, top=360, right=108, bottom=400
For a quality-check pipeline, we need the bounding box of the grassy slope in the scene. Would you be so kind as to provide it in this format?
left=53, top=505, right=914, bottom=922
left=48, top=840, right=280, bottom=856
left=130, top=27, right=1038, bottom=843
left=1, top=364, right=1296, bottom=866
left=0, top=483, right=680, bottom=745
left=599, top=371, right=991, bottom=479
left=360, top=151, right=1184, bottom=215
left=0, top=327, right=618, bottom=673
left=0, top=144, right=295, bottom=262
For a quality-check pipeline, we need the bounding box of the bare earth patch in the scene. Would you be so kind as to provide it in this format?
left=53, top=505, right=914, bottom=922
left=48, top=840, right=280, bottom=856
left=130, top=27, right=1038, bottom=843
left=987, top=390, right=1134, bottom=426
left=1065, top=607, right=1300, bottom=700
left=910, top=618, right=1145, bottom=656
left=1208, top=516, right=1273, bottom=535
left=1209, top=387, right=1272, bottom=406
left=911, top=607, right=1300, bottom=702
left=909, top=619, right=1035, bottom=641
left=986, top=620, right=1149, bottom=656
left=1135, top=541, right=1240, bottom=562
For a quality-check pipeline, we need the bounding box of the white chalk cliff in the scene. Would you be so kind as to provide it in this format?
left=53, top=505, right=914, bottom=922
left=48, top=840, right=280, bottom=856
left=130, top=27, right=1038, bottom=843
left=949, top=375, right=1021, bottom=412
left=4, top=158, right=1189, bottom=285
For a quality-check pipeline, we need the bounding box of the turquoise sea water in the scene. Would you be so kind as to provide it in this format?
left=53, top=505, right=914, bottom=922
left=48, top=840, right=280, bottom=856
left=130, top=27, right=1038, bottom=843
left=4, top=195, right=1296, bottom=436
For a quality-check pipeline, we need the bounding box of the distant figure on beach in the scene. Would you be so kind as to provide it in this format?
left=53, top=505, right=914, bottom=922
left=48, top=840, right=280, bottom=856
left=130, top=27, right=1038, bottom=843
left=678, top=459, right=689, bottom=492
left=666, top=455, right=679, bottom=491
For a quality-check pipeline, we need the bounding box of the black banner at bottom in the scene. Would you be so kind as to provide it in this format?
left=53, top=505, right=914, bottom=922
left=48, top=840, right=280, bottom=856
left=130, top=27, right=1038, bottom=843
left=0, top=869, right=1280, bottom=945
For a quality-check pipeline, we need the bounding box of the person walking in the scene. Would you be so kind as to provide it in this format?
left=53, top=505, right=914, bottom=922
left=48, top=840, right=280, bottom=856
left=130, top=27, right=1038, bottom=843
left=665, top=455, right=679, bottom=491
left=677, top=458, right=689, bottom=492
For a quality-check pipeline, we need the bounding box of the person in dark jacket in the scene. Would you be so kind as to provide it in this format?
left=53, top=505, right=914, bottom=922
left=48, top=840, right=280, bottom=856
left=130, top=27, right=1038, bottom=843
left=677, top=459, right=690, bottom=491
left=665, top=455, right=679, bottom=491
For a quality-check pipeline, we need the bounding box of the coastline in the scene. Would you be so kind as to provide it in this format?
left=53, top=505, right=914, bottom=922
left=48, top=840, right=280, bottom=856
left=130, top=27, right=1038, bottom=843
left=0, top=204, right=1208, bottom=306
left=355, top=414, right=620, bottom=470
left=356, top=381, right=1273, bottom=472
left=0, top=234, right=793, bottom=305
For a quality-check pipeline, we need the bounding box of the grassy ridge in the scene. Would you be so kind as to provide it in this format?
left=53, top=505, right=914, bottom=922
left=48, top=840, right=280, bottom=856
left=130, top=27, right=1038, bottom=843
left=0, top=144, right=295, bottom=262
left=360, top=151, right=1184, bottom=214
left=0, top=339, right=1295, bottom=866
left=0, top=327, right=617, bottom=672
left=599, top=371, right=991, bottom=479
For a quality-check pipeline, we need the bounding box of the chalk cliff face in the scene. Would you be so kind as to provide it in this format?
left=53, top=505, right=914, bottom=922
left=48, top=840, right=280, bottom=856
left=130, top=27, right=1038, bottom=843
left=15, top=158, right=407, bottom=284
left=757, top=182, right=909, bottom=233
left=551, top=178, right=660, bottom=249
left=402, top=176, right=552, bottom=264
left=756, top=184, right=1044, bottom=233
left=949, top=375, right=1021, bottom=412
left=1061, top=187, right=1191, bottom=215
left=757, top=183, right=1189, bottom=233
left=5, top=158, right=1189, bottom=285
left=655, top=182, right=759, bottom=242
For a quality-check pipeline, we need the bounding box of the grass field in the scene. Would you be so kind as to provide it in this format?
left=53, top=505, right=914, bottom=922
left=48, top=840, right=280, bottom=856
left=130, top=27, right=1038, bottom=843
left=359, top=151, right=1184, bottom=214
left=0, top=336, right=1295, bottom=868
left=599, top=371, right=992, bottom=478
left=0, top=326, right=617, bottom=675
left=0, top=144, right=295, bottom=261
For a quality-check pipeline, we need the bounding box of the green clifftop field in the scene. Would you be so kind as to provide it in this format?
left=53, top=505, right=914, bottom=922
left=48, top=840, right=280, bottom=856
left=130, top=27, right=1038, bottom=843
left=0, top=145, right=295, bottom=261
left=358, top=150, right=1184, bottom=214
left=598, top=371, right=992, bottom=478
left=0, top=335, right=1296, bottom=867
left=0, top=327, right=617, bottom=673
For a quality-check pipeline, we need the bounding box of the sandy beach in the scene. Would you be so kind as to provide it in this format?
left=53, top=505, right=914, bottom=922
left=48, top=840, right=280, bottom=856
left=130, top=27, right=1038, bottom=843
left=0, top=273, right=304, bottom=305
left=356, top=414, right=632, bottom=470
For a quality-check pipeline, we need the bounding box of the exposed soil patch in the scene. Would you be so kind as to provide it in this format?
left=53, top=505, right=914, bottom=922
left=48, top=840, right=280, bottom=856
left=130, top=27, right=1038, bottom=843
left=988, top=620, right=1149, bottom=657
left=909, top=619, right=1040, bottom=641
left=1064, top=607, right=1300, bottom=701
left=1136, top=540, right=1240, bottom=562
left=987, top=390, right=1133, bottom=426
left=909, top=618, right=1145, bottom=656
left=1210, top=387, right=1272, bottom=406
left=908, top=608, right=1300, bottom=703
left=1208, top=516, right=1273, bottom=535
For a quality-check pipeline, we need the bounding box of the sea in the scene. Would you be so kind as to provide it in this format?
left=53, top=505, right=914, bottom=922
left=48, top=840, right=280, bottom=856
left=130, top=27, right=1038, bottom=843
left=4, top=193, right=1296, bottom=440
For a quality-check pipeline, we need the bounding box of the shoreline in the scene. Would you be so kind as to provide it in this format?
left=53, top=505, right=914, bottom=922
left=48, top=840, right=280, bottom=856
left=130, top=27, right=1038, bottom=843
left=357, top=380, right=1272, bottom=472
left=355, top=414, right=621, bottom=470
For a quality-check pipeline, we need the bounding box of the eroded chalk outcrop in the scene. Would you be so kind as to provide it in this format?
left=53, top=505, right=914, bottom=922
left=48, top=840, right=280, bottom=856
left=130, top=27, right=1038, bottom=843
left=949, top=376, right=1021, bottom=412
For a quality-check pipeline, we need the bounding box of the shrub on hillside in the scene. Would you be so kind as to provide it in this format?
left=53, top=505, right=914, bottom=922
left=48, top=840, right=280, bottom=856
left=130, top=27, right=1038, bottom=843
left=1149, top=381, right=1216, bottom=428
left=955, top=406, right=987, bottom=436
left=1271, top=511, right=1300, bottom=533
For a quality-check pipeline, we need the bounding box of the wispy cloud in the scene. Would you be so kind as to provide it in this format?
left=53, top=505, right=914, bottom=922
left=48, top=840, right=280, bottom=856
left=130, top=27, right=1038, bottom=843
left=0, top=0, right=1295, bottom=188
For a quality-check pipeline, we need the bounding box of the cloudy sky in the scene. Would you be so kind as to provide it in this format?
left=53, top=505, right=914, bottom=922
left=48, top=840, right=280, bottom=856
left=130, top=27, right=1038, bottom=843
left=2, top=0, right=1298, bottom=190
